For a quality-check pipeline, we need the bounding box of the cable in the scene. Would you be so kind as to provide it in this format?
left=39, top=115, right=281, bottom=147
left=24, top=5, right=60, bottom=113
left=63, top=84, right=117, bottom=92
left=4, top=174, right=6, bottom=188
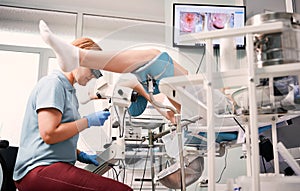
left=164, top=159, right=172, bottom=169
left=196, top=48, right=206, bottom=74
left=130, top=160, right=136, bottom=187
left=215, top=48, right=219, bottom=70
left=112, top=104, right=124, bottom=138
left=116, top=168, right=123, bottom=181
left=139, top=148, right=150, bottom=191
left=130, top=139, right=147, bottom=187
left=232, top=116, right=245, bottom=132
left=181, top=118, right=197, bottom=123
left=110, top=166, right=119, bottom=181
left=116, top=107, right=127, bottom=138
left=120, top=108, right=127, bottom=137
left=216, top=148, right=228, bottom=183
left=130, top=146, right=138, bottom=187
left=113, top=104, right=121, bottom=122
left=121, top=159, right=126, bottom=183
left=110, top=160, right=126, bottom=182
left=226, top=106, right=245, bottom=132
left=261, top=156, right=267, bottom=173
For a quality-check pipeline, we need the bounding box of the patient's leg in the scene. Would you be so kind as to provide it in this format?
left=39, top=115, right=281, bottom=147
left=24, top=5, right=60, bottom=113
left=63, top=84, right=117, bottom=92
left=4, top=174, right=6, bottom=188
left=39, top=20, right=79, bottom=72
left=39, top=20, right=188, bottom=76
left=80, top=49, right=161, bottom=73
left=120, top=76, right=180, bottom=123
left=39, top=20, right=158, bottom=72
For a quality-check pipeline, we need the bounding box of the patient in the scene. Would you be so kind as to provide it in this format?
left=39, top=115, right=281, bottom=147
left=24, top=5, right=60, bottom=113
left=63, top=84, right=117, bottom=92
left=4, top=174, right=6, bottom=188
left=39, top=20, right=188, bottom=122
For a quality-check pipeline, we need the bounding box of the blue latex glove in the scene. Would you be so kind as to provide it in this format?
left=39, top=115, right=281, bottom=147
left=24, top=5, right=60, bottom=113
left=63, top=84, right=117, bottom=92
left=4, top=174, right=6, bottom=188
left=77, top=151, right=99, bottom=166
left=84, top=111, right=110, bottom=127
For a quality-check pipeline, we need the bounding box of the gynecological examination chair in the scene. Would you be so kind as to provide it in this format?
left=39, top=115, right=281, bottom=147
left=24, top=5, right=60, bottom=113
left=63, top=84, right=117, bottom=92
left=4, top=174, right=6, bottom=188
left=86, top=51, right=300, bottom=190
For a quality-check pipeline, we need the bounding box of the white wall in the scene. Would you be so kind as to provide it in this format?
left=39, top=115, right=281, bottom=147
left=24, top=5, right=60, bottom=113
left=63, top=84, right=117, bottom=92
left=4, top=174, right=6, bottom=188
left=245, top=0, right=288, bottom=18
left=0, top=0, right=165, bottom=22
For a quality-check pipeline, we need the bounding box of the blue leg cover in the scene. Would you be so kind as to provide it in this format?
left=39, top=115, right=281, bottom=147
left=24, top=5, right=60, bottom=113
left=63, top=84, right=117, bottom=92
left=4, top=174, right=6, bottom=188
left=128, top=52, right=174, bottom=116
left=133, top=52, right=174, bottom=89
left=184, top=120, right=288, bottom=145
left=185, top=132, right=238, bottom=145
left=128, top=95, right=148, bottom=117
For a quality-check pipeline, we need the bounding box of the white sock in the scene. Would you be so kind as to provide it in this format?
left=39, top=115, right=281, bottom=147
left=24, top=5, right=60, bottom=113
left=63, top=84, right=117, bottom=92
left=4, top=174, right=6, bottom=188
left=39, top=20, right=79, bottom=72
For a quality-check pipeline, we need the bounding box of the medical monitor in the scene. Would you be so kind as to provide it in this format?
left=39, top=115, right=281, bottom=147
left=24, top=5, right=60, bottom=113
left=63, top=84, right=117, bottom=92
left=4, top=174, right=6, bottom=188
left=173, top=3, right=246, bottom=49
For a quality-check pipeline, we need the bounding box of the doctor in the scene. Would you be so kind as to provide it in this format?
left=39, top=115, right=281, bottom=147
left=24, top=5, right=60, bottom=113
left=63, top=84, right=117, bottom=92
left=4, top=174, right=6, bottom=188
left=13, top=37, right=133, bottom=191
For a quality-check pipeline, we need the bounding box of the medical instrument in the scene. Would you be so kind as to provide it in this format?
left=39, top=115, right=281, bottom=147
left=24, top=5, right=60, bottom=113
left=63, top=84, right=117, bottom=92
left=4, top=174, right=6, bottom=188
left=91, top=69, right=103, bottom=79
left=246, top=12, right=300, bottom=67
left=84, top=138, right=126, bottom=175
left=83, top=80, right=133, bottom=175
left=157, top=153, right=204, bottom=189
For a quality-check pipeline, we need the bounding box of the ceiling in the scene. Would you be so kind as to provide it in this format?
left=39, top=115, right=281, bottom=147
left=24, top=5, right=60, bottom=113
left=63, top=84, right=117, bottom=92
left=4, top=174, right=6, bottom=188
left=0, top=0, right=165, bottom=22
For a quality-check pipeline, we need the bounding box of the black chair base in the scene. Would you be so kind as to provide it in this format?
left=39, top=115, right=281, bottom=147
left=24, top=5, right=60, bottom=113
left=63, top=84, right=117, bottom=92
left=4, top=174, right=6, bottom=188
left=0, top=143, right=18, bottom=191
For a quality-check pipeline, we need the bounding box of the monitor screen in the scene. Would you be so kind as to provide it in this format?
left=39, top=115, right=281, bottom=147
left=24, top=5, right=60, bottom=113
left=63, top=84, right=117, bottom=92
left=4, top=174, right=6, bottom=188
left=173, top=3, right=246, bottom=49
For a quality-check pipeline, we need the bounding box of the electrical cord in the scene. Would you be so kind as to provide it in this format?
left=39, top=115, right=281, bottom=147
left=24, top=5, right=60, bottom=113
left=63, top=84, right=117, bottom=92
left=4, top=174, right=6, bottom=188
left=121, top=159, right=126, bottom=183
left=109, top=160, right=127, bottom=182
left=261, top=155, right=267, bottom=173
left=139, top=148, right=150, bottom=191
left=216, top=148, right=228, bottom=183
left=181, top=118, right=197, bottom=123
left=112, top=104, right=124, bottom=138
left=196, top=48, right=206, bottom=74
left=165, top=159, right=171, bottom=168
left=116, top=169, right=123, bottom=181
left=215, top=48, right=219, bottom=69
left=113, top=104, right=121, bottom=122
left=226, top=106, right=245, bottom=132
left=110, top=165, right=119, bottom=181
left=232, top=116, right=245, bottom=132
left=120, top=108, right=127, bottom=137
left=130, top=139, right=147, bottom=187
left=130, top=159, right=136, bottom=187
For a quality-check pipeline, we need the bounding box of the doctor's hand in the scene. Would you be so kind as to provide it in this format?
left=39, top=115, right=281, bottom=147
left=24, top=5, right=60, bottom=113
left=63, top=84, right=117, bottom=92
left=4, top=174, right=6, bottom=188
left=77, top=151, right=99, bottom=166
left=84, top=110, right=110, bottom=128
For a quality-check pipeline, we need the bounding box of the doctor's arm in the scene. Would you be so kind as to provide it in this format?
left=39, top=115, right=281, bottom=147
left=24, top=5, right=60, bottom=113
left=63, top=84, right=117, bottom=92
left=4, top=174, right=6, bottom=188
left=38, top=108, right=88, bottom=144
left=38, top=108, right=110, bottom=145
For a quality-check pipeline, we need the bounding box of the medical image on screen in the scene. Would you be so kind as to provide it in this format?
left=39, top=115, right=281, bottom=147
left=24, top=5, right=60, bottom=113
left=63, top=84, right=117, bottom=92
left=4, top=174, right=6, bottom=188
left=207, top=13, right=234, bottom=31
left=173, top=4, right=245, bottom=48
left=180, top=12, right=234, bottom=34
left=180, top=12, right=204, bottom=34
